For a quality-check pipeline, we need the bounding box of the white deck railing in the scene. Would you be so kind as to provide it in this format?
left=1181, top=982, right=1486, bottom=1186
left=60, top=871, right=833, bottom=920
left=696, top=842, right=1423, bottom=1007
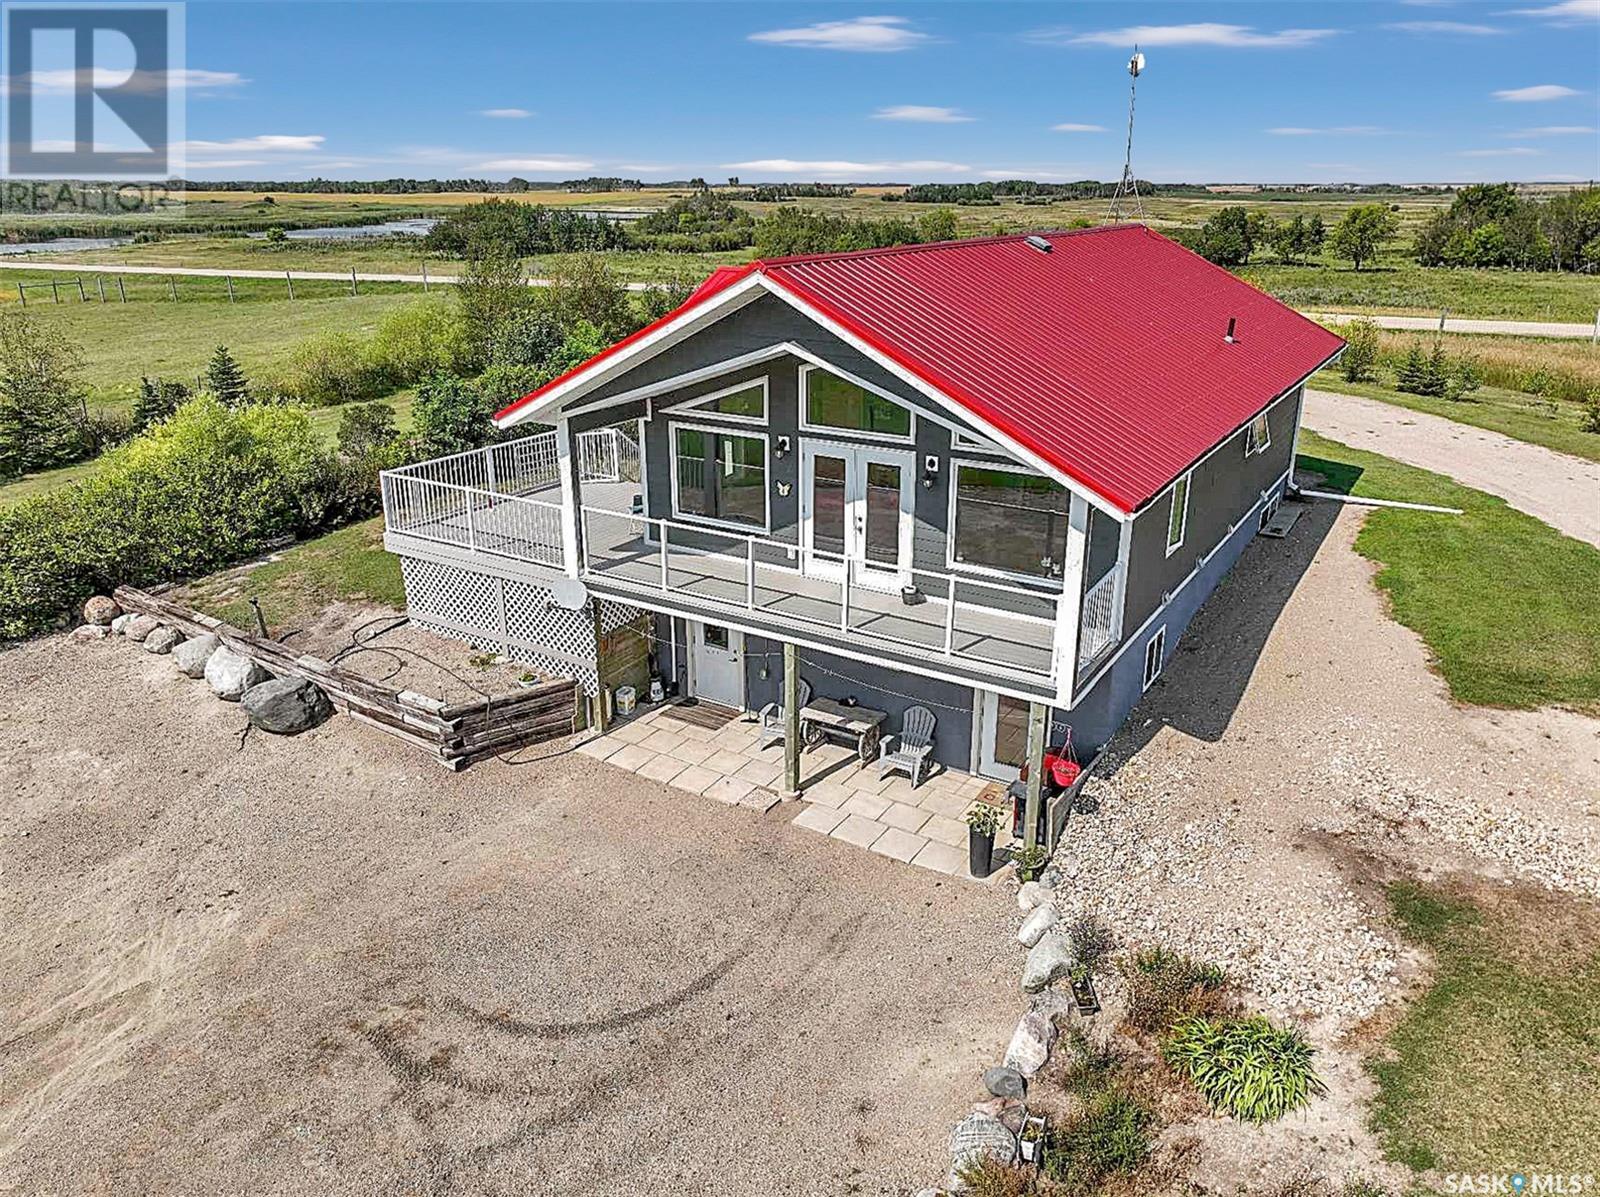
left=1076, top=566, right=1122, bottom=669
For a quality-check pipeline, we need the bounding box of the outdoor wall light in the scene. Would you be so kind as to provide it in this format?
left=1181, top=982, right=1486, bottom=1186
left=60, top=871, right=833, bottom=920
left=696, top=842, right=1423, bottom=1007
left=922, top=454, right=939, bottom=488
left=775, top=435, right=791, bottom=458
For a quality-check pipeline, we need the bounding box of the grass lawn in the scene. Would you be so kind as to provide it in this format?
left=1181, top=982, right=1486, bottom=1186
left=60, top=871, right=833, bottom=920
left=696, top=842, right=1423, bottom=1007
left=1297, top=430, right=1600, bottom=712
left=1370, top=881, right=1600, bottom=1172
left=1311, top=373, right=1600, bottom=464
left=178, top=515, right=403, bottom=633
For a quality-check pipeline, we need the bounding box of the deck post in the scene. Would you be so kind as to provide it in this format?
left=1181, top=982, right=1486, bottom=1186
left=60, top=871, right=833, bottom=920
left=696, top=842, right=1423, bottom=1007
left=590, top=598, right=609, bottom=735
left=1022, top=700, right=1048, bottom=853
left=554, top=416, right=582, bottom=577
left=782, top=641, right=801, bottom=798
left=1050, top=494, right=1091, bottom=705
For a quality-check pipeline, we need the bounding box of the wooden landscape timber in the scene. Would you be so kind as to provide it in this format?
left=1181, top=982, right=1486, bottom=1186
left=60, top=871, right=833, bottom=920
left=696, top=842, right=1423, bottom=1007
left=113, top=585, right=578, bottom=769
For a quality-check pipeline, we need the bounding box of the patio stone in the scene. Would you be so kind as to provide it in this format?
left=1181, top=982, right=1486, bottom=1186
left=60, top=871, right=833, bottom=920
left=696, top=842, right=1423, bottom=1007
left=829, top=814, right=886, bottom=849
left=911, top=841, right=965, bottom=875
left=675, top=723, right=716, bottom=743
left=879, top=776, right=920, bottom=803
left=870, top=827, right=929, bottom=863
left=841, top=792, right=892, bottom=821
left=705, top=777, right=755, bottom=806
left=739, top=788, right=780, bottom=813
left=736, top=759, right=784, bottom=786
left=637, top=756, right=688, bottom=785
left=920, top=814, right=967, bottom=847
left=704, top=749, right=749, bottom=775
left=575, top=737, right=622, bottom=762
left=843, top=770, right=893, bottom=795
left=879, top=802, right=931, bottom=834
left=916, top=789, right=974, bottom=819
left=606, top=743, right=655, bottom=772
left=670, top=764, right=722, bottom=795
left=792, top=805, right=850, bottom=835
left=607, top=722, right=654, bottom=745
left=642, top=729, right=686, bottom=753
left=800, top=781, right=853, bottom=810
left=667, top=739, right=719, bottom=766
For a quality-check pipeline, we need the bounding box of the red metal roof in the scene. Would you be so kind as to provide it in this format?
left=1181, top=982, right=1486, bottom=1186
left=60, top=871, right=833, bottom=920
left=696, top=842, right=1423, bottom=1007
left=498, top=225, right=1343, bottom=513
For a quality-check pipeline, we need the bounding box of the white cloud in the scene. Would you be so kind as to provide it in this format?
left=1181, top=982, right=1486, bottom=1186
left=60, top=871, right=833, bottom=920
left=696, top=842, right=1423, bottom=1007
left=1502, top=0, right=1600, bottom=22
left=478, top=156, right=597, bottom=172
left=1457, top=146, right=1543, bottom=155
left=723, top=158, right=970, bottom=176
left=185, top=134, right=325, bottom=154
left=1384, top=20, right=1503, bottom=32
left=4, top=67, right=244, bottom=96
left=872, top=105, right=973, bottom=123
left=1031, top=23, right=1337, bottom=49
left=1267, top=125, right=1390, bottom=135
left=1493, top=83, right=1583, bottom=100
left=1050, top=122, right=1106, bottom=133
left=1504, top=124, right=1597, bottom=134
left=480, top=108, right=532, bottom=119
left=749, top=16, right=930, bottom=52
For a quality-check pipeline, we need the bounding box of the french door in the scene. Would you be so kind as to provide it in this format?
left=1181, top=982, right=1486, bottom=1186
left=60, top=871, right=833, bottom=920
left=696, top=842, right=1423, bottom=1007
left=800, top=440, right=915, bottom=592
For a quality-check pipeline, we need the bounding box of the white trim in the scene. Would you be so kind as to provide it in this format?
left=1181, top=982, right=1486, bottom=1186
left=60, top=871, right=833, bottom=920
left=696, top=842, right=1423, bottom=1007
left=668, top=422, right=772, bottom=535
left=562, top=343, right=800, bottom=419
left=976, top=689, right=1025, bottom=783
left=946, top=457, right=1073, bottom=589
left=797, top=362, right=916, bottom=445
left=1050, top=494, right=1089, bottom=706
left=1165, top=470, right=1191, bottom=557
left=952, top=428, right=1008, bottom=454
left=1244, top=411, right=1271, bottom=458
left=555, top=416, right=580, bottom=577
left=1142, top=625, right=1167, bottom=691
left=674, top=376, right=769, bottom=425
left=689, top=620, right=746, bottom=710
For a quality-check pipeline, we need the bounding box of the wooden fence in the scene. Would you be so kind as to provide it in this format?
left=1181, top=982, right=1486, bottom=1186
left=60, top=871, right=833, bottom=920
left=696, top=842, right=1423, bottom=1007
left=114, top=586, right=578, bottom=770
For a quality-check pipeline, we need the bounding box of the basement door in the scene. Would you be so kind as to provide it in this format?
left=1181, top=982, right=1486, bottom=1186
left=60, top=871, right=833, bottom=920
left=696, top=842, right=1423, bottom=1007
left=689, top=621, right=745, bottom=710
left=800, top=440, right=915, bottom=592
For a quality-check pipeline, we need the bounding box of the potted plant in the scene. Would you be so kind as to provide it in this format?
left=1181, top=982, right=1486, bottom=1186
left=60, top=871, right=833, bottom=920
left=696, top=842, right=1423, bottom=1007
left=964, top=804, right=1002, bottom=879
left=1068, top=963, right=1100, bottom=1016
left=516, top=670, right=541, bottom=690
left=1018, top=1113, right=1047, bottom=1164
left=1012, top=843, right=1047, bottom=883
left=1064, top=913, right=1113, bottom=1016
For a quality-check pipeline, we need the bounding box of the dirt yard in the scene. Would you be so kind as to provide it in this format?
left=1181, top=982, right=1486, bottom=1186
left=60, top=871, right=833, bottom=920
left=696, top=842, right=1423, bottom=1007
left=0, top=638, right=1016, bottom=1196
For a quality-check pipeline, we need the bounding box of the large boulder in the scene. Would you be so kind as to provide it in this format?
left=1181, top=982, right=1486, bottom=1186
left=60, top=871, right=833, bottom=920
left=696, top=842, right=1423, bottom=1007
left=110, top=613, right=137, bottom=636
left=1021, top=931, right=1073, bottom=994
left=172, top=633, right=221, bottom=678
left=83, top=596, right=121, bottom=626
left=1003, top=1010, right=1058, bottom=1077
left=70, top=623, right=111, bottom=642
left=947, top=1112, right=1017, bottom=1189
left=1016, top=880, right=1053, bottom=912
left=123, top=614, right=160, bottom=642
left=982, top=1065, right=1026, bottom=1099
left=142, top=625, right=184, bottom=655
left=205, top=646, right=270, bottom=701
left=1017, top=902, right=1059, bottom=948
left=241, top=677, right=332, bottom=735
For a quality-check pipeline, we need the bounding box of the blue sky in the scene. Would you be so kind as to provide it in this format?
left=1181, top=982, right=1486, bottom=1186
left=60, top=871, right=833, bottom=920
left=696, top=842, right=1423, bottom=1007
left=175, top=0, right=1599, bottom=183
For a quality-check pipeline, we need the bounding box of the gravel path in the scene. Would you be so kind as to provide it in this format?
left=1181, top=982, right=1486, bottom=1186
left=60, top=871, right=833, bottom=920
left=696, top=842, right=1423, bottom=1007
left=1306, top=311, right=1597, bottom=340
left=0, top=640, right=1015, bottom=1196
left=1302, top=387, right=1600, bottom=548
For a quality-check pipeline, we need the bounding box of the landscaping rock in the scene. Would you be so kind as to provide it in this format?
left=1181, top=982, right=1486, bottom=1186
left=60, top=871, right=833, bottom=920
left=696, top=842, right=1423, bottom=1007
left=1003, top=1009, right=1058, bottom=1077
left=1016, top=880, right=1052, bottom=912
left=70, top=624, right=111, bottom=642
left=110, top=613, right=136, bottom=635
left=83, top=596, right=120, bottom=626
left=172, top=633, right=221, bottom=678
left=947, top=1112, right=1016, bottom=1188
left=241, top=677, right=332, bottom=735
left=1017, top=902, right=1059, bottom=948
left=982, top=1065, right=1026, bottom=1099
left=1020, top=931, right=1073, bottom=994
left=205, top=646, right=270, bottom=701
left=123, top=615, right=160, bottom=642
left=142, top=626, right=184, bottom=655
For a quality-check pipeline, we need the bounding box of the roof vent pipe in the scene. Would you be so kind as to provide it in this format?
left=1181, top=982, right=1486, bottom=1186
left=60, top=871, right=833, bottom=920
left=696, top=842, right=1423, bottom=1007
left=1225, top=317, right=1237, bottom=343
left=1025, top=235, right=1052, bottom=254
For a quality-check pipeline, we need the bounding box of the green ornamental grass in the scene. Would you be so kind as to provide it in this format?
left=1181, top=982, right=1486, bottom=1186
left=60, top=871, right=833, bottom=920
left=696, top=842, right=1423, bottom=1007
left=1163, top=1015, right=1325, bottom=1124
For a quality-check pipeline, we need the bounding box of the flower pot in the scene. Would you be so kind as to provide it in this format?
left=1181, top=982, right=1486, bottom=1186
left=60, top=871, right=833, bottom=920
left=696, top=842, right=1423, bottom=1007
left=968, top=826, right=994, bottom=878
left=1019, top=1114, right=1047, bottom=1164
left=1070, top=975, right=1100, bottom=1017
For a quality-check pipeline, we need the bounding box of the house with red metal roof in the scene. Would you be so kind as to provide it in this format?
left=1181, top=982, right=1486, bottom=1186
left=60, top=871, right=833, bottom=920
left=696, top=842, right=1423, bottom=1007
left=380, top=225, right=1342, bottom=811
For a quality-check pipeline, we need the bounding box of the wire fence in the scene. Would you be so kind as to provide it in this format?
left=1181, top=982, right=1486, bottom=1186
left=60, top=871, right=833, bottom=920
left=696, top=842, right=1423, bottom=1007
left=7, top=267, right=431, bottom=308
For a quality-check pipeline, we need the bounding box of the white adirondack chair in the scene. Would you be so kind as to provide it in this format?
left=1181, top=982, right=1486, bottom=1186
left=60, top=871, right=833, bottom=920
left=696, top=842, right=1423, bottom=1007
left=757, top=678, right=812, bottom=751
left=878, top=705, right=936, bottom=788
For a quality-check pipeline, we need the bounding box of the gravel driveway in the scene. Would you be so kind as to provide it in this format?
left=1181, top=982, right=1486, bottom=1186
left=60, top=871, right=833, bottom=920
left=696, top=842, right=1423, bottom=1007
left=0, top=642, right=1015, bottom=1196
left=1302, top=387, right=1600, bottom=548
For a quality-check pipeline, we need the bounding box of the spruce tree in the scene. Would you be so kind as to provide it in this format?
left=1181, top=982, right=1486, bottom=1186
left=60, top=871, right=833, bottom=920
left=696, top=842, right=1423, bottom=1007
left=203, top=345, right=249, bottom=408
left=1421, top=342, right=1450, bottom=398
left=132, top=377, right=190, bottom=431
left=1395, top=343, right=1427, bottom=394
left=0, top=311, right=87, bottom=478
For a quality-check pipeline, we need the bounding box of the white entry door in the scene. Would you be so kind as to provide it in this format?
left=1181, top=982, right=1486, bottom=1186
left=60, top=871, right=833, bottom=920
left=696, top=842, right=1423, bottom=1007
left=977, top=690, right=1031, bottom=782
left=800, top=441, right=915, bottom=592
left=689, top=621, right=745, bottom=709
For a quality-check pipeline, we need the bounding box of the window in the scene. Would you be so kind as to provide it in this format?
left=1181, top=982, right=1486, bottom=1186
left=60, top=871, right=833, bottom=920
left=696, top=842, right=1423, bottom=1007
left=950, top=462, right=1070, bottom=580
left=1244, top=412, right=1271, bottom=457
left=1143, top=626, right=1167, bottom=691
left=703, top=624, right=729, bottom=650
left=681, top=378, right=766, bottom=423
left=953, top=428, right=1004, bottom=453
left=1166, top=472, right=1191, bottom=556
left=802, top=366, right=912, bottom=438
left=673, top=425, right=767, bottom=529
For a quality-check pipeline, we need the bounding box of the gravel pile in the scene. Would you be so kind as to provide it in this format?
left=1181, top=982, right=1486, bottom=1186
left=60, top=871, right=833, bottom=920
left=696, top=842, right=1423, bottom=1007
left=1056, top=754, right=1399, bottom=1027
left=1309, top=749, right=1600, bottom=901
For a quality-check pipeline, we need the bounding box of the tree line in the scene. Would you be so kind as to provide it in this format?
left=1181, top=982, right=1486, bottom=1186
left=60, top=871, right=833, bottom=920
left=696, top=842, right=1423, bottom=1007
left=1413, top=184, right=1600, bottom=273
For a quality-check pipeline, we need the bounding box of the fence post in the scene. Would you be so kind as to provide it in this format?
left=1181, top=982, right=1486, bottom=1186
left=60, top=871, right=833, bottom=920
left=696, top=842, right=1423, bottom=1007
left=167, top=276, right=176, bottom=301
left=96, top=276, right=105, bottom=303
left=349, top=266, right=357, bottom=296
left=117, top=277, right=127, bottom=303
left=421, top=261, right=429, bottom=292
left=285, top=271, right=294, bottom=300
left=16, top=282, right=23, bottom=308
left=75, top=277, right=85, bottom=302
left=1593, top=308, right=1598, bottom=346
left=1437, top=308, right=1447, bottom=335
left=50, top=279, right=58, bottom=303
left=226, top=276, right=235, bottom=303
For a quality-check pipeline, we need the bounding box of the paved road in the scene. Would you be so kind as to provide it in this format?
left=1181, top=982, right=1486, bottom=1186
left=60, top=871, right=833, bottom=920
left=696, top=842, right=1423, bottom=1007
left=1302, top=388, right=1600, bottom=548
left=1307, top=310, right=1596, bottom=340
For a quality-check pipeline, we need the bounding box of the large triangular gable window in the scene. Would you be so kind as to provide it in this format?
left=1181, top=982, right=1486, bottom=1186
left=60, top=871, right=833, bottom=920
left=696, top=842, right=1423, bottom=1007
left=676, top=378, right=768, bottom=425
left=799, top=364, right=913, bottom=441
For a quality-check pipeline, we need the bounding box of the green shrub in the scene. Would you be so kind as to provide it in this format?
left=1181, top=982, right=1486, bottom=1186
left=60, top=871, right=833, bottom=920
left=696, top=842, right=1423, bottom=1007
left=1042, top=1091, right=1152, bottom=1190
left=368, top=299, right=471, bottom=384
left=411, top=373, right=501, bottom=455
left=0, top=396, right=336, bottom=639
left=1057, top=1026, right=1123, bottom=1100
left=953, top=1154, right=1039, bottom=1197
left=1162, top=1014, right=1325, bottom=1123
left=1339, top=319, right=1380, bottom=383
left=1065, top=912, right=1116, bottom=975
left=1120, top=947, right=1230, bottom=1034
left=1582, top=389, right=1600, bottom=435
left=278, top=331, right=391, bottom=406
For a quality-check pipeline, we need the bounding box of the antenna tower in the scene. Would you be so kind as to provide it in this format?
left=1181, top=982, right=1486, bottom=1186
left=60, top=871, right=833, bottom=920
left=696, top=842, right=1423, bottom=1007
left=1108, top=47, right=1146, bottom=221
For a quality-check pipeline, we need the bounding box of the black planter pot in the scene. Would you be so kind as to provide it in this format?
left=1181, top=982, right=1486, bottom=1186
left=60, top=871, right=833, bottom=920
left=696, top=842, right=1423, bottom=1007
left=968, top=827, right=995, bottom=878
left=1070, top=975, right=1101, bottom=1016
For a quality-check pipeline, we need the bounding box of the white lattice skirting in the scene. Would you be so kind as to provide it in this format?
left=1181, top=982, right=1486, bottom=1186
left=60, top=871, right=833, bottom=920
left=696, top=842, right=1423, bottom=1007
left=400, top=557, right=644, bottom=696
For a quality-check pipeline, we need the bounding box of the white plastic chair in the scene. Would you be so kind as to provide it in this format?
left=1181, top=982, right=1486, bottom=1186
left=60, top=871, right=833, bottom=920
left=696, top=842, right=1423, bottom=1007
left=878, top=705, right=936, bottom=787
left=757, top=677, right=812, bottom=751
